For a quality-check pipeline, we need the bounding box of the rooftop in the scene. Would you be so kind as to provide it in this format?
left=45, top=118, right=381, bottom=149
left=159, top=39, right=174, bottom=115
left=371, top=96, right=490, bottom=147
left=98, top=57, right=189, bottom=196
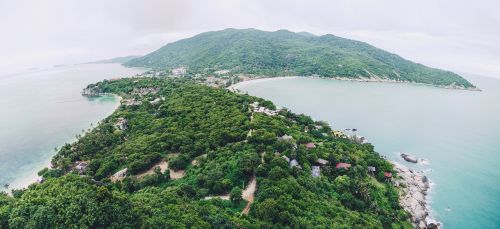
left=316, top=158, right=328, bottom=165
left=304, top=142, right=316, bottom=149
left=335, top=162, right=351, bottom=170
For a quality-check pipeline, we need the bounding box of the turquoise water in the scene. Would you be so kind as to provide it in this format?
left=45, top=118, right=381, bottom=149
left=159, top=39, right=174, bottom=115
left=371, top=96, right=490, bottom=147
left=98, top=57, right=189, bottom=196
left=0, top=64, right=144, bottom=190
left=236, top=76, right=500, bottom=228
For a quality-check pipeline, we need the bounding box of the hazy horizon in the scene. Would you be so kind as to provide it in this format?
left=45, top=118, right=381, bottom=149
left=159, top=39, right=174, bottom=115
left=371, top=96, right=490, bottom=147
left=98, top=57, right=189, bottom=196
left=1, top=0, right=499, bottom=78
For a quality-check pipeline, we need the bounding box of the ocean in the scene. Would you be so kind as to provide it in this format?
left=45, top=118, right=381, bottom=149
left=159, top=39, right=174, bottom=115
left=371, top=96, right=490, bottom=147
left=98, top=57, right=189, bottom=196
left=235, top=75, right=500, bottom=228
left=0, top=63, right=144, bottom=191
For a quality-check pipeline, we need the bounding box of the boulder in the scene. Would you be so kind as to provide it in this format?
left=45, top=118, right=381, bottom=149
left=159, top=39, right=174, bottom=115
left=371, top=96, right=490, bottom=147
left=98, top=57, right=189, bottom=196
left=401, top=153, right=418, bottom=163
left=427, top=218, right=440, bottom=229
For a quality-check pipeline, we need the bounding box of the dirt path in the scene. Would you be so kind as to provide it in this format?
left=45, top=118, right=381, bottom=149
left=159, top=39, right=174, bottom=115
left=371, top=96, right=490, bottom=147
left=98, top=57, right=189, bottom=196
left=135, top=159, right=185, bottom=180
left=247, top=110, right=255, bottom=138
left=204, top=194, right=230, bottom=200
left=136, top=160, right=169, bottom=179
left=241, top=176, right=257, bottom=215
left=169, top=166, right=185, bottom=180
left=191, top=154, right=207, bottom=166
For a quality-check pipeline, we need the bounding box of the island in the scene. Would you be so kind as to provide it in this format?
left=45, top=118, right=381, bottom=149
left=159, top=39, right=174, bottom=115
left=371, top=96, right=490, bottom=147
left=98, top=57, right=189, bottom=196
left=1, top=77, right=424, bottom=228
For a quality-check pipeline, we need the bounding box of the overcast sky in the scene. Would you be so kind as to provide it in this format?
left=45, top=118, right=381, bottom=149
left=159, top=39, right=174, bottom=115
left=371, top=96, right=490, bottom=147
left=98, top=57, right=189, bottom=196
left=1, top=0, right=499, bottom=77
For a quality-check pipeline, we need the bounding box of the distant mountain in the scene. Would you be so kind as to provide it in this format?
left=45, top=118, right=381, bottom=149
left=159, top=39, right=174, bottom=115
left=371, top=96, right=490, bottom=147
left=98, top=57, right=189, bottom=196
left=125, top=28, right=476, bottom=89
left=90, top=55, right=141, bottom=64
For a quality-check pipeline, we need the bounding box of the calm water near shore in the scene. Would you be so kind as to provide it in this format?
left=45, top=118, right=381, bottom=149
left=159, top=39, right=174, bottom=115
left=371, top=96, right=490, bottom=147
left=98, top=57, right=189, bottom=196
left=0, top=64, right=144, bottom=191
left=235, top=75, right=500, bottom=228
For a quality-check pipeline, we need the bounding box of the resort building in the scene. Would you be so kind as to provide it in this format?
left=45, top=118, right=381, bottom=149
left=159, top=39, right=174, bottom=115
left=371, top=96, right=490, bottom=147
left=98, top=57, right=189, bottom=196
left=115, top=118, right=128, bottom=130
left=332, top=130, right=345, bottom=138
left=171, top=67, right=187, bottom=76
left=368, top=166, right=376, bottom=174
left=312, top=166, right=321, bottom=177
left=335, top=162, right=351, bottom=170
left=315, top=158, right=329, bottom=166
left=290, top=159, right=301, bottom=169
left=74, top=161, right=88, bottom=174
left=304, top=142, right=316, bottom=149
left=278, top=134, right=294, bottom=141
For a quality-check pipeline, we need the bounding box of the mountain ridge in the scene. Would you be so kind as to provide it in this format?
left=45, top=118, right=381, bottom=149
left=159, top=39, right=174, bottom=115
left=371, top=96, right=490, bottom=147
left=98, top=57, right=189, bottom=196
left=125, top=28, right=476, bottom=89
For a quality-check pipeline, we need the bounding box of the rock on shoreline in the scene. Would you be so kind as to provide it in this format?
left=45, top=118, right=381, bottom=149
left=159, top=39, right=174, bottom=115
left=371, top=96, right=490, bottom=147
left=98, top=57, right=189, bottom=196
left=392, top=162, right=440, bottom=229
left=400, top=153, right=419, bottom=163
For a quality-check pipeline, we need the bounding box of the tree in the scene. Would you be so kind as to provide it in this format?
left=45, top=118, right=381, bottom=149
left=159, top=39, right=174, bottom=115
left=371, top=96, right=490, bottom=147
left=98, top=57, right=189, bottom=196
left=229, top=187, right=243, bottom=203
left=0, top=78, right=412, bottom=228
left=169, top=155, right=190, bottom=171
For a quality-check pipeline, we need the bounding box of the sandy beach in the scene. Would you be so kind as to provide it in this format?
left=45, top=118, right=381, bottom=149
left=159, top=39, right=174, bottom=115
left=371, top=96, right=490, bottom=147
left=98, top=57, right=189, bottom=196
left=229, top=75, right=481, bottom=92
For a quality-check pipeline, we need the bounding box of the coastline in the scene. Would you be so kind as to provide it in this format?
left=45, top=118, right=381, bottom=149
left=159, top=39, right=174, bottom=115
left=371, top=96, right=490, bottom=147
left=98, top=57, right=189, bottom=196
left=230, top=76, right=441, bottom=228
left=393, top=162, right=440, bottom=229
left=228, top=76, right=299, bottom=91
left=1, top=94, right=122, bottom=193
left=228, top=75, right=481, bottom=92
left=2, top=157, right=52, bottom=193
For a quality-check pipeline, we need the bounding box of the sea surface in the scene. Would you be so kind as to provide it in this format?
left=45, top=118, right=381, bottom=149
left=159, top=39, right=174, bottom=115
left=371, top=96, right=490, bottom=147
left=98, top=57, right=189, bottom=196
left=235, top=76, right=500, bottom=228
left=0, top=64, right=144, bottom=191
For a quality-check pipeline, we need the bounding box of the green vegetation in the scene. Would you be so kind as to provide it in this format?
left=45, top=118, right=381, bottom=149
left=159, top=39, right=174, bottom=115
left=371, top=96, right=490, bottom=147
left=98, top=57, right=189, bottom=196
left=125, top=28, right=475, bottom=89
left=0, top=78, right=412, bottom=228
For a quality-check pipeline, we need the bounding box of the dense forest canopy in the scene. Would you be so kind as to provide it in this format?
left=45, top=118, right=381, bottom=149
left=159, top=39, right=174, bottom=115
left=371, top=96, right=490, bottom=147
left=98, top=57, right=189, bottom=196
left=125, top=28, right=475, bottom=89
left=0, top=78, right=412, bottom=228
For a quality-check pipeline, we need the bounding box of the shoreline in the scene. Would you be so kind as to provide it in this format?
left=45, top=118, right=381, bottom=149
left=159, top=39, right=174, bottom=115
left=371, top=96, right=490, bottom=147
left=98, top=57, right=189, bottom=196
left=228, top=76, right=299, bottom=91
left=228, top=75, right=481, bottom=92
left=5, top=74, right=442, bottom=227
left=393, top=162, right=440, bottom=229
left=230, top=77, right=442, bottom=228
left=1, top=94, right=122, bottom=194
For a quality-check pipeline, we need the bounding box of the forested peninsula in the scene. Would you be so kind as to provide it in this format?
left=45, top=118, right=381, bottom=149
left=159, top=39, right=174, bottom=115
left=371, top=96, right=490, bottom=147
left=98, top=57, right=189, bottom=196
left=0, top=77, right=414, bottom=228
left=125, top=28, right=476, bottom=90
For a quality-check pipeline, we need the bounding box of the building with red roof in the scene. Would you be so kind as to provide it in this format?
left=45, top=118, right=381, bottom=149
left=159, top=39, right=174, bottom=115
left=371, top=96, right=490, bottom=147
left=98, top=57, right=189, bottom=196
left=304, top=142, right=316, bottom=149
left=335, top=162, right=351, bottom=170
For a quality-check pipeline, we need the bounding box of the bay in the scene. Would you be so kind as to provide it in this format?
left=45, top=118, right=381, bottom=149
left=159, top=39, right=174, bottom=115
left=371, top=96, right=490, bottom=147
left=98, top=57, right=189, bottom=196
left=0, top=64, right=144, bottom=191
left=235, top=75, right=500, bottom=228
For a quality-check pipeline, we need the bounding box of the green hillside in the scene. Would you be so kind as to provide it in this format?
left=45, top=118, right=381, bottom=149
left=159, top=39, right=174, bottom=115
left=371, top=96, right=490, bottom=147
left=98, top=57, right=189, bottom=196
left=0, top=78, right=412, bottom=228
left=125, top=28, right=475, bottom=89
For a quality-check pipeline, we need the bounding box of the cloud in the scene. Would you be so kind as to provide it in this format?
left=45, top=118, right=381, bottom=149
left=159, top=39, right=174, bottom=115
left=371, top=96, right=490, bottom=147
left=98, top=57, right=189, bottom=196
left=0, top=0, right=499, bottom=77
left=128, top=31, right=202, bottom=53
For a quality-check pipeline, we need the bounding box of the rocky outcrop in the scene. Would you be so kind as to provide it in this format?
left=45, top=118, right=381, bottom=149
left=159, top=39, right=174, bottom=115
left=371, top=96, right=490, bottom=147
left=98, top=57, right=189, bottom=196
left=401, top=153, right=419, bottom=163
left=81, top=87, right=105, bottom=96
left=393, top=162, right=440, bottom=229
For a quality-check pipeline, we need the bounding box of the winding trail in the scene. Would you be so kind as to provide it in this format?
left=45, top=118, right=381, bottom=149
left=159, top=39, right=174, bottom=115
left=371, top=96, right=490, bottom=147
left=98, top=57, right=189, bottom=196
left=241, top=176, right=257, bottom=215
left=136, top=160, right=168, bottom=179
left=135, top=156, right=185, bottom=180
